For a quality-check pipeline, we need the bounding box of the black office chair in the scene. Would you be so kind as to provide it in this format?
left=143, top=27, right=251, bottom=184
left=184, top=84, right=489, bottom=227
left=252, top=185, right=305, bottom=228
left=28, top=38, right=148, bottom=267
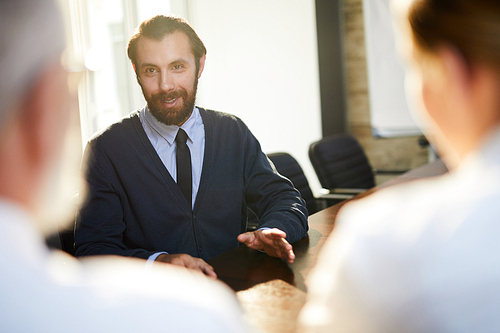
left=246, top=152, right=320, bottom=231
left=267, top=152, right=319, bottom=215
left=309, top=134, right=376, bottom=198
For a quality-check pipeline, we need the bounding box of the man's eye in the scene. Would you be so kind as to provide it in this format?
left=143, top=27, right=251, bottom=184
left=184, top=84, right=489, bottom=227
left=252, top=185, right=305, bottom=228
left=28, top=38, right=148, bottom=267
left=146, top=68, right=156, bottom=73
left=172, top=64, right=183, bottom=70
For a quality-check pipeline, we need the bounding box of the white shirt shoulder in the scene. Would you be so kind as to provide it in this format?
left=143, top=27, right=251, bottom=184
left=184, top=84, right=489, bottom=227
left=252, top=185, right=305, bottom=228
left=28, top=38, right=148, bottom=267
left=300, top=131, right=500, bottom=332
left=0, top=201, right=249, bottom=333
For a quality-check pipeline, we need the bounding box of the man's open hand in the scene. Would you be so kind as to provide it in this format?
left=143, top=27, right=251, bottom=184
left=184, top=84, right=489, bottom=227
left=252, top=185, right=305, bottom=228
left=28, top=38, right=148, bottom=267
left=237, top=228, right=295, bottom=263
left=155, top=253, right=217, bottom=278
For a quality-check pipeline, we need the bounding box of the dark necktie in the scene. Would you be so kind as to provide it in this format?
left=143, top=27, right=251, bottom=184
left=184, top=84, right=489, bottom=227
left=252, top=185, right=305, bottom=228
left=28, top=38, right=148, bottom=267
left=175, top=129, right=192, bottom=207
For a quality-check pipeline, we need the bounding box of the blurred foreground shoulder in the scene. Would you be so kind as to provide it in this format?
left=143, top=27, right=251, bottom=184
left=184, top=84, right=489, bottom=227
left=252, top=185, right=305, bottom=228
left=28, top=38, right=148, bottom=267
left=80, top=255, right=251, bottom=332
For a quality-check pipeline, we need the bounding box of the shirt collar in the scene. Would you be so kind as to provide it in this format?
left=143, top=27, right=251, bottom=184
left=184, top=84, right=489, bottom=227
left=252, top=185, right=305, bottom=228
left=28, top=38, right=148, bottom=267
left=143, top=106, right=200, bottom=145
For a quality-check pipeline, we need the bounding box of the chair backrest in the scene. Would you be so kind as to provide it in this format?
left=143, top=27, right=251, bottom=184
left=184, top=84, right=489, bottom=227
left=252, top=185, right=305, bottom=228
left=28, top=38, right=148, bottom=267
left=267, top=152, right=318, bottom=214
left=309, top=134, right=375, bottom=190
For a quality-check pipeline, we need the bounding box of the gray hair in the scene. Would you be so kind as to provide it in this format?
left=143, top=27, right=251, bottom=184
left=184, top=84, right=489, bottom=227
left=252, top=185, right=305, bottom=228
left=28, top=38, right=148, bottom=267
left=0, top=0, right=66, bottom=129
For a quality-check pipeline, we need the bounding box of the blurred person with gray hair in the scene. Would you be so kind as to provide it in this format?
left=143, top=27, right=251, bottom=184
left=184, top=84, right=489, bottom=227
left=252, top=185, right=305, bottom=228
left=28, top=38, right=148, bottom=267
left=0, top=0, right=249, bottom=331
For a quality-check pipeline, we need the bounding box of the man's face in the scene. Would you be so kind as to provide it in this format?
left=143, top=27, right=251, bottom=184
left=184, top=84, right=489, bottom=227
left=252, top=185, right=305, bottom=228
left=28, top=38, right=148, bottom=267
left=135, top=31, right=204, bottom=126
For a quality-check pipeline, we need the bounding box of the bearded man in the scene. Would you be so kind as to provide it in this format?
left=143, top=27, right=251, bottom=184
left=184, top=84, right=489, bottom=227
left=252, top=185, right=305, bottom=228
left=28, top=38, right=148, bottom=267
left=75, top=15, right=308, bottom=275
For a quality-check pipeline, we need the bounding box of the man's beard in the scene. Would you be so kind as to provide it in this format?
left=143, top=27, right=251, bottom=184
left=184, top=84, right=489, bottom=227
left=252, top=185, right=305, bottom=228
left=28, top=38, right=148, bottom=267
left=143, top=77, right=198, bottom=126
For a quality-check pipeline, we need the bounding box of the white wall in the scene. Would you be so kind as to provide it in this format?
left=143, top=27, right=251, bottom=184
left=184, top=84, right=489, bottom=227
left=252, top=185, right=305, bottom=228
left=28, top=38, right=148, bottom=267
left=189, top=0, right=323, bottom=195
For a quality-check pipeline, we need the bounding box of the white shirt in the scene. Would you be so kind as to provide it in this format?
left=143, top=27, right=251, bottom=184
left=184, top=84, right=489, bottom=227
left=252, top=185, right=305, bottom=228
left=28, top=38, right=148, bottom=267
left=299, top=128, right=500, bottom=332
left=0, top=200, right=249, bottom=332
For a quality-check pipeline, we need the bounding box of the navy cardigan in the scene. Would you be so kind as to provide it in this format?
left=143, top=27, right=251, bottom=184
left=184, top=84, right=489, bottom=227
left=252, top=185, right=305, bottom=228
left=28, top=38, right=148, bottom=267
left=75, top=108, right=308, bottom=261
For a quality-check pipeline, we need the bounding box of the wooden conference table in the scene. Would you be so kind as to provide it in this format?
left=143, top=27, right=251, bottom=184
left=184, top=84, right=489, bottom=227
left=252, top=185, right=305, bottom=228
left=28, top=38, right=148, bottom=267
left=207, top=159, right=448, bottom=333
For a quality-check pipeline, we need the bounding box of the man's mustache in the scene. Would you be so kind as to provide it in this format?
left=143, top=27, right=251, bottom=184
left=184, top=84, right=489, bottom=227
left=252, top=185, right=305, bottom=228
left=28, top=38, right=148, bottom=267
left=151, top=90, right=186, bottom=102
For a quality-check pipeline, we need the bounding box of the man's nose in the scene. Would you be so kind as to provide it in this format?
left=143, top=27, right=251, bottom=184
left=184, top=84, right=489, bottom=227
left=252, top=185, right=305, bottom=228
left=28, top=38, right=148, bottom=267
left=159, top=72, right=174, bottom=92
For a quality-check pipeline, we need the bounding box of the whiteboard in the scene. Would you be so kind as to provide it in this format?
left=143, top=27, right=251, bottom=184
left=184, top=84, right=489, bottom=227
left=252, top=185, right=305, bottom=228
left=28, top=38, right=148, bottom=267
left=362, top=0, right=422, bottom=137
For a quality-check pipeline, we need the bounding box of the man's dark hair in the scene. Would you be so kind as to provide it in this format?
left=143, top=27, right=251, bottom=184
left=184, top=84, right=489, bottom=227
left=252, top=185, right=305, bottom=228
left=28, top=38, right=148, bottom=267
left=127, top=15, right=207, bottom=73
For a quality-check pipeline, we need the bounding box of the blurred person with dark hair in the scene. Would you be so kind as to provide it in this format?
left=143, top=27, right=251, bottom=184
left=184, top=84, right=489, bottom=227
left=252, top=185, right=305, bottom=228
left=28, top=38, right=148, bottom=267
left=74, top=15, right=308, bottom=272
left=299, top=0, right=500, bottom=332
left=0, top=1, right=248, bottom=331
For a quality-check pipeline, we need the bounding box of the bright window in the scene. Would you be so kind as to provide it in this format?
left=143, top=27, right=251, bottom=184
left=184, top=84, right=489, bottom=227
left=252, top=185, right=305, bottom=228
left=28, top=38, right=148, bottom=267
left=61, top=0, right=188, bottom=144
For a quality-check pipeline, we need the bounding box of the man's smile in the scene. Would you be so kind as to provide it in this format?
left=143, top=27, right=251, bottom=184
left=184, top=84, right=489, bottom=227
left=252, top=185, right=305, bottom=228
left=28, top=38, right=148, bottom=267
left=163, top=97, right=178, bottom=104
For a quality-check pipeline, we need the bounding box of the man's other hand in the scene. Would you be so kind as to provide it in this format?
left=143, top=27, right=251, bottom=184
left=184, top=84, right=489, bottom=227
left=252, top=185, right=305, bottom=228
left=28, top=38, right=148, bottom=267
left=237, top=228, right=295, bottom=264
left=155, top=253, right=217, bottom=279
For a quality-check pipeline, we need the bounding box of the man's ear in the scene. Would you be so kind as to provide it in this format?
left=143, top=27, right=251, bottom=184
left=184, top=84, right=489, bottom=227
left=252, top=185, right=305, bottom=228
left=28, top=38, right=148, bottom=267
left=437, top=45, right=471, bottom=98
left=197, top=54, right=206, bottom=79
left=133, top=63, right=143, bottom=86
